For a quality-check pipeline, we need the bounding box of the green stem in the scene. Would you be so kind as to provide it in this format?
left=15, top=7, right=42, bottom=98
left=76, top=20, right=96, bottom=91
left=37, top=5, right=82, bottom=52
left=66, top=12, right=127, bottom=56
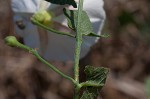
left=31, top=19, right=75, bottom=38
left=29, top=49, right=75, bottom=84
left=74, top=0, right=84, bottom=98
left=5, top=36, right=76, bottom=84
left=74, top=0, right=84, bottom=83
left=74, top=83, right=82, bottom=99
left=33, top=50, right=75, bottom=83
left=74, top=87, right=80, bottom=99
left=80, top=82, right=104, bottom=88
left=24, top=46, right=75, bottom=84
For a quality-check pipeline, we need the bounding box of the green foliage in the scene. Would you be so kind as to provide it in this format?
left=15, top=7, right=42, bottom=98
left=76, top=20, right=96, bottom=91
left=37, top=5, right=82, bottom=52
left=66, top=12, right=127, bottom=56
left=63, top=8, right=108, bottom=38
left=5, top=0, right=109, bottom=99
left=80, top=66, right=108, bottom=99
left=63, top=8, right=93, bottom=35
left=45, top=0, right=77, bottom=8
left=84, top=66, right=108, bottom=86
left=145, top=77, right=150, bottom=99
left=80, top=89, right=97, bottom=99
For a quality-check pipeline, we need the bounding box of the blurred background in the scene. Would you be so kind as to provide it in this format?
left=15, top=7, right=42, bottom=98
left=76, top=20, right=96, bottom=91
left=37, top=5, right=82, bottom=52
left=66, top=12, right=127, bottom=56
left=0, top=0, right=150, bottom=99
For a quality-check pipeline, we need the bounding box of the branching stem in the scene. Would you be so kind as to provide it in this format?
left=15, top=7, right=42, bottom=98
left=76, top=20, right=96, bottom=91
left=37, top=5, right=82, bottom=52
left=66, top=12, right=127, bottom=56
left=74, top=0, right=84, bottom=98
left=5, top=36, right=76, bottom=85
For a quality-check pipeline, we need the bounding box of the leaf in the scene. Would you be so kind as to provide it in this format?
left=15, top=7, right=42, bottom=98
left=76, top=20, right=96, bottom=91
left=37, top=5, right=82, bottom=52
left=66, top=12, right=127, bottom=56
left=63, top=8, right=105, bottom=38
left=63, top=8, right=77, bottom=30
left=86, top=33, right=110, bottom=38
left=80, top=89, right=97, bottom=99
left=84, top=66, right=108, bottom=84
left=45, top=0, right=77, bottom=8
left=80, top=66, right=109, bottom=99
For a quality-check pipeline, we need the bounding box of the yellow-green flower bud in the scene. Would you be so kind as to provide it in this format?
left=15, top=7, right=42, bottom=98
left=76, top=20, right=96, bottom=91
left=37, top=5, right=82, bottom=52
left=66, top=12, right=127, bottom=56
left=5, top=36, right=19, bottom=47
left=32, top=10, right=53, bottom=26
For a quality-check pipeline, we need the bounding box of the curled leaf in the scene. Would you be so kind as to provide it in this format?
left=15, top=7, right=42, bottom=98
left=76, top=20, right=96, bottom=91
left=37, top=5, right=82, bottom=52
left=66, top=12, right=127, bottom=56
left=45, top=0, right=77, bottom=8
left=80, top=66, right=109, bottom=99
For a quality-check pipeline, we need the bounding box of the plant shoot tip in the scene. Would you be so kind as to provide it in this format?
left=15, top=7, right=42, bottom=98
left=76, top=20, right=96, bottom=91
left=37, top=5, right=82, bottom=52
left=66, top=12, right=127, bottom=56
left=4, top=36, right=19, bottom=47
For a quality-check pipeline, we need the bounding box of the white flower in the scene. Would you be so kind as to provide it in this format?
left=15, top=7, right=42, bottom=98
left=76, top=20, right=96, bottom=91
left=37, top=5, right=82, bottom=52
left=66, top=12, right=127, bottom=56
left=11, top=0, right=106, bottom=61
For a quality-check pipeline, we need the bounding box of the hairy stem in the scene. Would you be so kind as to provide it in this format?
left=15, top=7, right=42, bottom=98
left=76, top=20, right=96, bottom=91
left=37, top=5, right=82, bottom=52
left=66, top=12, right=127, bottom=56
left=74, top=86, right=80, bottom=99
left=31, top=19, right=75, bottom=38
left=32, top=50, right=75, bottom=84
left=74, top=0, right=84, bottom=83
left=74, top=0, right=84, bottom=98
left=24, top=46, right=75, bottom=84
left=80, top=82, right=104, bottom=88
left=5, top=36, right=76, bottom=84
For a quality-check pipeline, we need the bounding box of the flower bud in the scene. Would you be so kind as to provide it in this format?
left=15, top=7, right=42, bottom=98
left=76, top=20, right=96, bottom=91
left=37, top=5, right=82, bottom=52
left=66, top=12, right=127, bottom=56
left=32, top=10, right=53, bottom=26
left=5, top=36, right=19, bottom=47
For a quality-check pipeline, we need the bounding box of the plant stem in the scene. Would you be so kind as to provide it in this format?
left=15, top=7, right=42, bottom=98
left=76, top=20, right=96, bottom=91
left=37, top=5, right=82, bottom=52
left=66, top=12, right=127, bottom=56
left=32, top=50, right=76, bottom=84
left=74, top=0, right=84, bottom=98
left=80, top=82, right=104, bottom=88
left=31, top=19, right=75, bottom=38
left=9, top=39, right=76, bottom=84
left=74, top=86, right=80, bottom=99
left=74, top=0, right=84, bottom=83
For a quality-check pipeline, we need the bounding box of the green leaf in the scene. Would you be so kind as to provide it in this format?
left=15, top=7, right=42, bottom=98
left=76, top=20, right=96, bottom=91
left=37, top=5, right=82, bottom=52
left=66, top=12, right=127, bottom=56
left=45, top=0, right=77, bottom=8
left=80, top=66, right=109, bottom=99
left=86, top=33, right=110, bottom=38
left=63, top=8, right=105, bottom=38
left=80, top=89, right=97, bottom=99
